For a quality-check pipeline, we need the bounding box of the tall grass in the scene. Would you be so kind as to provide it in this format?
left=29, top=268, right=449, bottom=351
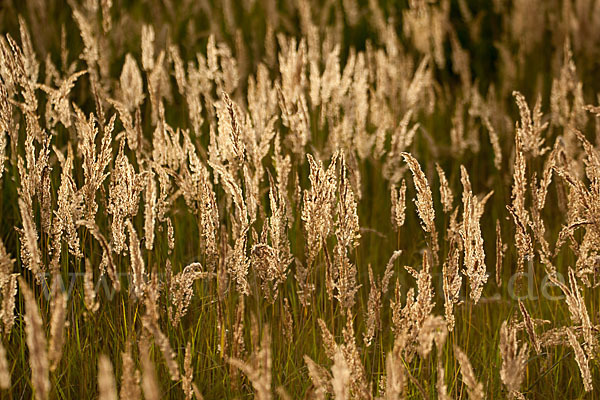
left=0, top=0, right=599, bottom=398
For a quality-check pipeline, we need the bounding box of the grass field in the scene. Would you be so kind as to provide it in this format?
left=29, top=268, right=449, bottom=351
left=0, top=0, right=600, bottom=398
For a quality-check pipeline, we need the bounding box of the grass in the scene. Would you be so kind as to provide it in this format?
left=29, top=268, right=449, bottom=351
left=0, top=0, right=599, bottom=399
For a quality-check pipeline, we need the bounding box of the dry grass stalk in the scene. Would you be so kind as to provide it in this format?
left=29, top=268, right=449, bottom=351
left=390, top=180, right=407, bottom=231
left=182, top=342, right=194, bottom=400
left=228, top=226, right=250, bottom=296
left=98, top=355, right=118, bottom=400
left=141, top=25, right=155, bottom=71
left=331, top=349, right=351, bottom=400
left=48, top=275, right=67, bottom=371
left=363, top=266, right=381, bottom=346
left=459, top=165, right=491, bottom=304
left=143, top=170, right=157, bottom=251
left=120, top=54, right=144, bottom=111
left=108, top=142, right=143, bottom=254
left=442, top=237, right=462, bottom=331
left=417, top=315, right=447, bottom=359
left=483, top=116, right=502, bottom=169
left=513, top=91, right=548, bottom=157
left=304, top=354, right=332, bottom=400
left=17, top=198, right=42, bottom=282
left=495, top=219, right=504, bottom=287
left=332, top=241, right=360, bottom=309
left=282, top=298, right=293, bottom=342
left=75, top=109, right=114, bottom=222
left=142, top=274, right=180, bottom=381
left=382, top=334, right=407, bottom=400
left=454, top=346, right=484, bottom=400
left=566, top=328, right=593, bottom=392
left=53, top=146, right=83, bottom=263
left=436, top=164, right=454, bottom=213
left=227, top=327, right=272, bottom=400
left=120, top=342, right=142, bottom=400
left=499, top=321, right=528, bottom=399
left=19, top=278, right=49, bottom=400
left=549, top=269, right=596, bottom=356
left=0, top=274, right=16, bottom=335
left=299, top=152, right=338, bottom=305
left=401, top=152, right=439, bottom=264
left=83, top=258, right=99, bottom=313
left=139, top=336, right=161, bottom=400
left=169, top=262, right=210, bottom=325
left=0, top=339, right=9, bottom=389
left=77, top=220, right=119, bottom=292
left=127, top=221, right=146, bottom=299
left=508, top=134, right=533, bottom=276
left=518, top=300, right=541, bottom=354
left=0, top=81, right=10, bottom=181
left=0, top=239, right=16, bottom=334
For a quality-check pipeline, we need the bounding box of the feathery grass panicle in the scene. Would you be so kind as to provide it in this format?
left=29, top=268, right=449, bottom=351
left=332, top=241, right=360, bottom=309
left=508, top=132, right=533, bottom=275
left=48, top=275, right=67, bottom=371
left=83, top=258, right=99, bottom=313
left=454, top=346, right=484, bottom=400
left=74, top=108, right=113, bottom=223
left=549, top=268, right=596, bottom=356
left=142, top=274, right=180, bottom=381
left=512, top=91, right=549, bottom=157
left=108, top=142, right=144, bottom=254
left=304, top=354, right=331, bottom=400
left=499, top=321, right=528, bottom=399
left=483, top=116, right=502, bottom=170
left=442, top=237, right=461, bottom=331
left=0, top=80, right=10, bottom=180
left=401, top=152, right=439, bottom=263
left=169, top=262, right=210, bottom=325
left=120, top=342, right=142, bottom=400
left=0, top=239, right=16, bottom=334
left=227, top=326, right=273, bottom=400
left=0, top=338, right=10, bottom=389
left=17, top=198, right=42, bottom=282
left=98, top=355, right=118, bottom=400
left=120, top=54, right=144, bottom=111
left=302, top=153, right=338, bottom=264
left=336, top=153, right=361, bottom=249
left=518, top=300, right=541, bottom=354
left=436, top=163, right=453, bottom=213
left=299, top=152, right=338, bottom=305
left=77, top=220, right=119, bottom=291
left=143, top=171, right=157, bottom=251
left=417, top=315, right=447, bottom=359
left=127, top=221, right=146, bottom=300
left=390, top=180, right=407, bottom=231
left=459, top=165, right=491, bottom=304
left=331, top=349, right=350, bottom=400
left=495, top=219, right=504, bottom=287
left=0, top=274, right=16, bottom=335
left=566, top=328, right=593, bottom=392
left=141, top=25, right=155, bottom=71
left=139, top=336, right=160, bottom=400
left=400, top=152, right=435, bottom=233
left=19, top=278, right=49, bottom=400
left=382, top=335, right=407, bottom=400
left=182, top=342, right=194, bottom=400
left=229, top=227, right=250, bottom=296
left=363, top=266, right=381, bottom=346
